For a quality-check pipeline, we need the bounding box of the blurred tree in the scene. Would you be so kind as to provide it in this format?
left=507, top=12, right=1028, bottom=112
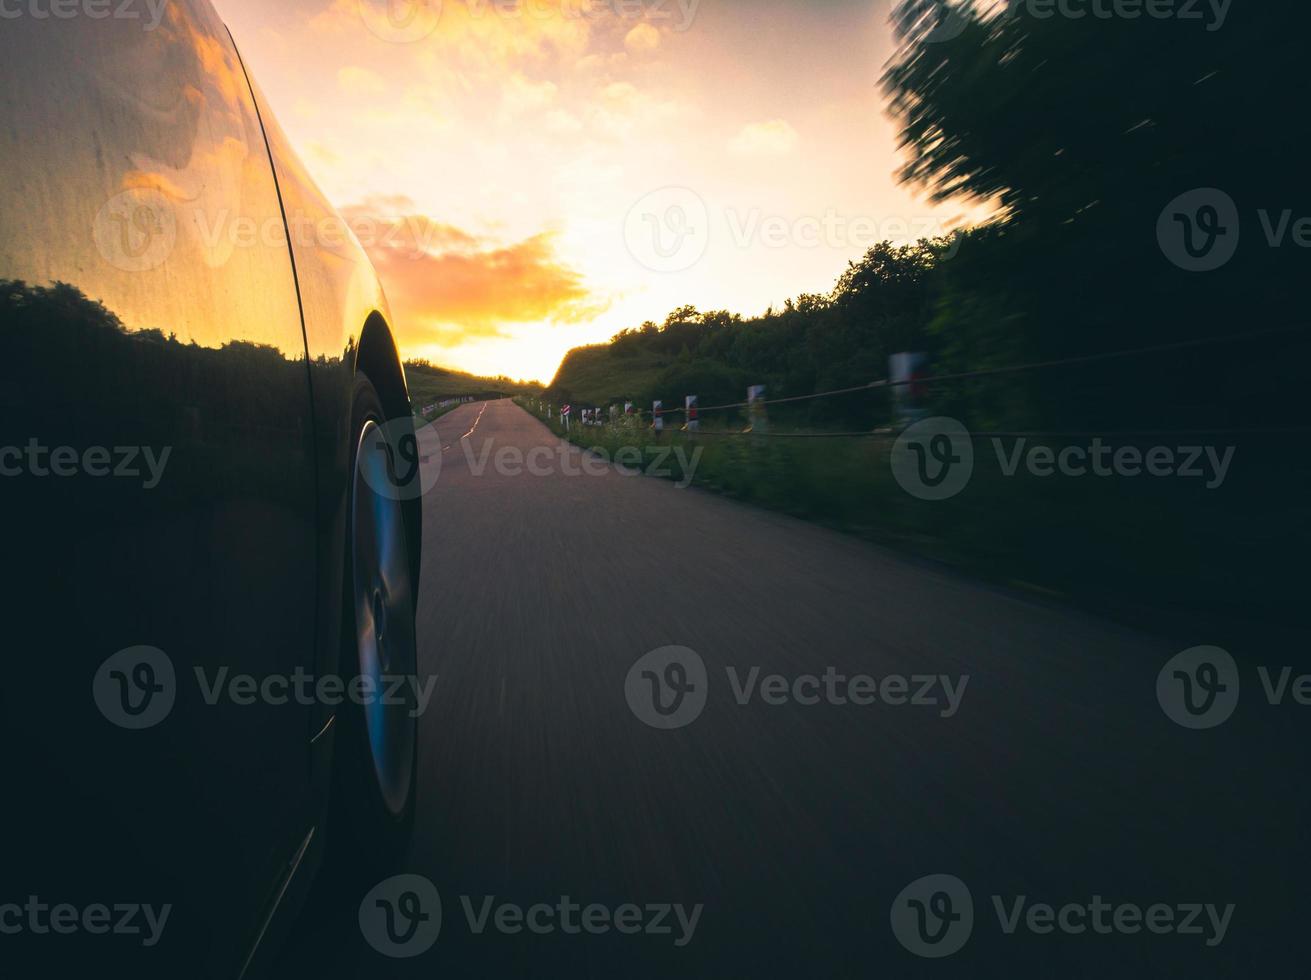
left=883, top=0, right=1309, bottom=428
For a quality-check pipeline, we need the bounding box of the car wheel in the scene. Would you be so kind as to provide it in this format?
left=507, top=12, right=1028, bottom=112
left=327, top=372, right=418, bottom=879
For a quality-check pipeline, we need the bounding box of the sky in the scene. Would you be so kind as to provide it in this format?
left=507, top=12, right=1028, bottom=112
left=212, top=0, right=979, bottom=383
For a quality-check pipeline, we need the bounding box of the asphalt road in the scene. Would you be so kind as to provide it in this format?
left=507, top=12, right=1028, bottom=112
left=281, top=399, right=1306, bottom=978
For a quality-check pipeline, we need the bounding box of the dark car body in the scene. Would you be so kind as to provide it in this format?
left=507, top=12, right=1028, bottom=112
left=0, top=3, right=420, bottom=975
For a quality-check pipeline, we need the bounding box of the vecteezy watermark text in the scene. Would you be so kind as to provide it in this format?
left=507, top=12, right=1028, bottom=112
left=343, top=418, right=705, bottom=501
left=470, top=0, right=701, bottom=29
left=465, top=438, right=703, bottom=488
left=0, top=897, right=172, bottom=947
left=356, top=0, right=702, bottom=43
left=359, top=874, right=702, bottom=958
left=624, top=646, right=969, bottom=729
left=93, top=647, right=436, bottom=729
left=891, top=874, right=1234, bottom=958
left=1, top=440, right=171, bottom=489
left=725, top=666, right=968, bottom=716
left=1007, top=0, right=1231, bottom=32
left=623, top=187, right=959, bottom=273
left=192, top=666, right=436, bottom=717
left=94, top=190, right=467, bottom=273
left=891, top=418, right=1237, bottom=501
left=459, top=895, right=701, bottom=946
left=0, top=0, right=168, bottom=30
left=992, top=438, right=1234, bottom=489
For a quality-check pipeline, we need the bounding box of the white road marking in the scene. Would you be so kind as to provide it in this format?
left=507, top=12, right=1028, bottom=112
left=442, top=401, right=490, bottom=453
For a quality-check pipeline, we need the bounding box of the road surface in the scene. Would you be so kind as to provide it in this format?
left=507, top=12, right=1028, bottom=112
left=280, top=399, right=1305, bottom=977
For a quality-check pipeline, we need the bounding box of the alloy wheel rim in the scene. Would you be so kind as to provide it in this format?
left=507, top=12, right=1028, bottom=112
left=351, top=419, right=417, bottom=816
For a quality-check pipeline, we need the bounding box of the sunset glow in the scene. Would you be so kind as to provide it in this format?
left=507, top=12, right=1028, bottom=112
left=214, top=0, right=979, bottom=382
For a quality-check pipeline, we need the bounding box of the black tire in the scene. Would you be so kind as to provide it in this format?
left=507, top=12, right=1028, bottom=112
left=325, top=372, right=418, bottom=883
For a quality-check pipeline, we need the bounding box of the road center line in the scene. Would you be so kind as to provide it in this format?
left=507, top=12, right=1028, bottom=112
left=441, top=401, right=490, bottom=452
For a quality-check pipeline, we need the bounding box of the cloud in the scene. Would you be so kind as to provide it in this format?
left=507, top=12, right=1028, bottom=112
left=545, top=108, right=585, bottom=134
left=624, top=22, right=661, bottom=54
left=584, top=81, right=684, bottom=139
left=313, top=0, right=593, bottom=75
left=339, top=199, right=609, bottom=347
left=731, top=119, right=800, bottom=156
left=499, top=73, right=559, bottom=119
left=602, top=81, right=638, bottom=103
left=337, top=66, right=388, bottom=96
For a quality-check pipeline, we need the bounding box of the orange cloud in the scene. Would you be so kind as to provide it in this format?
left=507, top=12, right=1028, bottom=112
left=624, top=22, right=660, bottom=54
left=339, top=200, right=608, bottom=347
left=314, top=0, right=593, bottom=71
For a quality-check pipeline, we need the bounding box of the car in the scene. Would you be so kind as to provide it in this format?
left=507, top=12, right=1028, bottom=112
left=0, top=3, right=422, bottom=976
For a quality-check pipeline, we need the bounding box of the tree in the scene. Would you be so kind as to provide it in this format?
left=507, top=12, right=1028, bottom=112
left=881, top=0, right=1309, bottom=428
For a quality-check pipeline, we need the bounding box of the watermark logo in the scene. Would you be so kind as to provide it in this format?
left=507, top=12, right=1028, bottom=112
left=467, top=437, right=703, bottom=488
left=360, top=417, right=442, bottom=501
left=441, top=0, right=701, bottom=30
left=726, top=667, right=967, bottom=716
left=1, top=440, right=171, bottom=489
left=1006, top=0, right=1231, bottom=32
left=625, top=645, right=708, bottom=729
left=95, top=647, right=437, bottom=731
left=0, top=898, right=172, bottom=946
left=624, top=187, right=710, bottom=274
left=359, top=874, right=442, bottom=958
left=100, top=199, right=470, bottom=271
left=460, top=895, right=702, bottom=945
left=358, top=877, right=702, bottom=951
left=724, top=209, right=959, bottom=254
left=357, top=0, right=442, bottom=42
left=993, top=437, right=1235, bottom=488
left=93, top=646, right=176, bottom=730
left=891, top=874, right=974, bottom=958
left=192, top=666, right=436, bottom=718
left=894, top=423, right=1238, bottom=500
left=624, top=190, right=958, bottom=272
left=626, top=648, right=966, bottom=729
left=891, top=417, right=974, bottom=501
left=93, top=188, right=177, bottom=273
left=1157, top=645, right=1239, bottom=729
left=0, top=0, right=169, bottom=30
left=893, top=874, right=1234, bottom=955
left=991, top=895, right=1234, bottom=946
left=1157, top=188, right=1240, bottom=272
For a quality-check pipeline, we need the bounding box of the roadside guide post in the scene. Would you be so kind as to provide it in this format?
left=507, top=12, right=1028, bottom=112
left=747, top=385, right=768, bottom=437
left=889, top=352, right=930, bottom=427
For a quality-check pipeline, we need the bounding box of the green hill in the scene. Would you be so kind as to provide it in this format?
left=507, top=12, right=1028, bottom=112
left=546, top=343, right=671, bottom=407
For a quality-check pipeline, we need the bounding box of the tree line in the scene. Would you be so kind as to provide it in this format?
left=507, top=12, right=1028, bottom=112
left=552, top=0, right=1307, bottom=434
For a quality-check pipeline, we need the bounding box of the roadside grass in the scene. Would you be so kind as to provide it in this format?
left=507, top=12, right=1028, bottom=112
left=517, top=398, right=1300, bottom=647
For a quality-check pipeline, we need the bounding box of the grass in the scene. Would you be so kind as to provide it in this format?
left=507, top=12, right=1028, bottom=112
left=518, top=398, right=1303, bottom=649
